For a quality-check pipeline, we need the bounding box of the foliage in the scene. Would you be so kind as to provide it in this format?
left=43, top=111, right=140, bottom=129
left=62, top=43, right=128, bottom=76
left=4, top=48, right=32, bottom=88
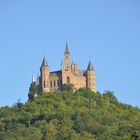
left=62, top=84, right=74, bottom=92
left=0, top=89, right=140, bottom=140
left=28, top=82, right=40, bottom=101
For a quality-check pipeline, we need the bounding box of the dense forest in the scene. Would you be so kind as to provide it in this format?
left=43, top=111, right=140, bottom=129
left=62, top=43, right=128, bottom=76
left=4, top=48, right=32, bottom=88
left=0, top=83, right=140, bottom=140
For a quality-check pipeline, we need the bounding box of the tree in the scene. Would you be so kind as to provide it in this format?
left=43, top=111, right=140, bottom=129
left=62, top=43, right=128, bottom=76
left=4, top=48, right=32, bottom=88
left=103, top=91, right=118, bottom=104
left=62, top=84, right=74, bottom=92
left=1, top=89, right=140, bottom=139
left=28, top=82, right=40, bottom=101
left=14, top=99, right=24, bottom=111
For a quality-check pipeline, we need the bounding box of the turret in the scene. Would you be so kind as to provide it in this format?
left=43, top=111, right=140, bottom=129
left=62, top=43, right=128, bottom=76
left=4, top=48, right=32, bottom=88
left=63, top=43, right=70, bottom=71
left=61, top=43, right=72, bottom=85
left=71, top=60, right=79, bottom=75
left=40, top=57, right=50, bottom=92
left=87, top=60, right=96, bottom=92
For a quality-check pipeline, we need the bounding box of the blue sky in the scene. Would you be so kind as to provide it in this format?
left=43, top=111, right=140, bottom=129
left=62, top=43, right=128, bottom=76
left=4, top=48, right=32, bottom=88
left=0, top=0, right=140, bottom=107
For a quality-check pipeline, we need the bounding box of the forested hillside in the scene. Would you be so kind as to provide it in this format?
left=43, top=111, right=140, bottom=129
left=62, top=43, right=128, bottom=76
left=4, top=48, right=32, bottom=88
left=0, top=87, right=140, bottom=140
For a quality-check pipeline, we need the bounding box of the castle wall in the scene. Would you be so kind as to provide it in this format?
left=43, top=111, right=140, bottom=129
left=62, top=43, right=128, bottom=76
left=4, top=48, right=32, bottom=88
left=49, top=75, right=62, bottom=92
left=61, top=69, right=87, bottom=91
left=72, top=75, right=86, bottom=90
left=40, top=69, right=96, bottom=93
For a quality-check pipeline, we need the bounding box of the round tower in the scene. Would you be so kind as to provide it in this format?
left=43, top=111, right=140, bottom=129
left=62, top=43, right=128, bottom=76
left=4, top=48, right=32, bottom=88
left=87, top=61, right=96, bottom=92
left=40, top=57, right=50, bottom=92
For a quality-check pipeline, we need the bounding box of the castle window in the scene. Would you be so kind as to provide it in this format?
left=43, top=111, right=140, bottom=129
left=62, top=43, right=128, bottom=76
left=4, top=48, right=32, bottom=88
left=54, top=81, right=56, bottom=87
left=44, top=81, right=46, bottom=88
left=50, top=81, right=53, bottom=87
left=44, top=81, right=47, bottom=88
left=57, top=80, right=59, bottom=86
left=67, top=76, right=70, bottom=84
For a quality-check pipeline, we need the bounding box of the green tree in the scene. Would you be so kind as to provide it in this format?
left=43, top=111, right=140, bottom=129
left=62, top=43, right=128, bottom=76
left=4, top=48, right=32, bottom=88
left=28, top=82, right=40, bottom=100
left=0, top=89, right=140, bottom=139
left=62, top=84, right=74, bottom=92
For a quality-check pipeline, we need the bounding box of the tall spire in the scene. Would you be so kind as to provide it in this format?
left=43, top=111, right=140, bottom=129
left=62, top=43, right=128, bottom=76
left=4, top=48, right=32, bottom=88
left=41, top=57, right=48, bottom=67
left=87, top=60, right=94, bottom=71
left=65, top=42, right=70, bottom=54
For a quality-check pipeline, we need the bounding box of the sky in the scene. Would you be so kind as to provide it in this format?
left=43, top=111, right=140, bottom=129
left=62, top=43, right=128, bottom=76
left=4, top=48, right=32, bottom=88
left=0, top=0, right=140, bottom=107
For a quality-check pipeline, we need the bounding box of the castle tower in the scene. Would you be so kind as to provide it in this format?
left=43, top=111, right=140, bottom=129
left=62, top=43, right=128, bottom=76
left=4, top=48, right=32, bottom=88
left=87, top=61, right=96, bottom=92
left=64, top=43, right=70, bottom=71
left=62, top=43, right=72, bottom=85
left=40, top=57, right=50, bottom=92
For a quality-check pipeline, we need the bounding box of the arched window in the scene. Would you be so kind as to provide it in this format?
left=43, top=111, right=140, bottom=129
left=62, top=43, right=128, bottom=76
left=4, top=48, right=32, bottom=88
left=54, top=81, right=56, bottom=87
left=50, top=81, right=53, bottom=87
left=67, top=76, right=70, bottom=84
left=44, top=81, right=46, bottom=88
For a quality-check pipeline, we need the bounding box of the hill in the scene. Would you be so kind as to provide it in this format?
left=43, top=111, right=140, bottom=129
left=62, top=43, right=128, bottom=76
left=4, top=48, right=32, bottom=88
left=0, top=88, right=140, bottom=140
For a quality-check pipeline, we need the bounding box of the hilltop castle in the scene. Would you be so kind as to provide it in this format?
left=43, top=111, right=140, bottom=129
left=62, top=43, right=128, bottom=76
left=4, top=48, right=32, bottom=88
left=35, top=43, right=96, bottom=93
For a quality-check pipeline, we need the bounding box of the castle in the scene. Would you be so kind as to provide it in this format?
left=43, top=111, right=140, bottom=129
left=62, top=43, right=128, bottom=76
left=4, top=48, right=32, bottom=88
left=36, top=43, right=96, bottom=93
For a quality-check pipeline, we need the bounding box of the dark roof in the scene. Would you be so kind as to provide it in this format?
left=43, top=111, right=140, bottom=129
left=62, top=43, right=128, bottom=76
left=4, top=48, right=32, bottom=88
left=78, top=70, right=86, bottom=76
left=50, top=70, right=61, bottom=76
left=65, top=42, right=70, bottom=54
left=87, top=61, right=94, bottom=71
left=41, top=57, right=48, bottom=67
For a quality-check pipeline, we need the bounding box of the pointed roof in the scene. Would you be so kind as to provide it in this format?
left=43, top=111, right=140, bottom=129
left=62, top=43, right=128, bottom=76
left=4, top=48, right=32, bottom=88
left=65, top=42, right=70, bottom=54
left=87, top=60, right=94, bottom=71
left=41, top=57, right=48, bottom=67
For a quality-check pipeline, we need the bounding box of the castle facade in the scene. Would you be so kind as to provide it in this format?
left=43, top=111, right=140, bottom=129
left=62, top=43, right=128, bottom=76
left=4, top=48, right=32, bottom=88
left=38, top=44, right=96, bottom=93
